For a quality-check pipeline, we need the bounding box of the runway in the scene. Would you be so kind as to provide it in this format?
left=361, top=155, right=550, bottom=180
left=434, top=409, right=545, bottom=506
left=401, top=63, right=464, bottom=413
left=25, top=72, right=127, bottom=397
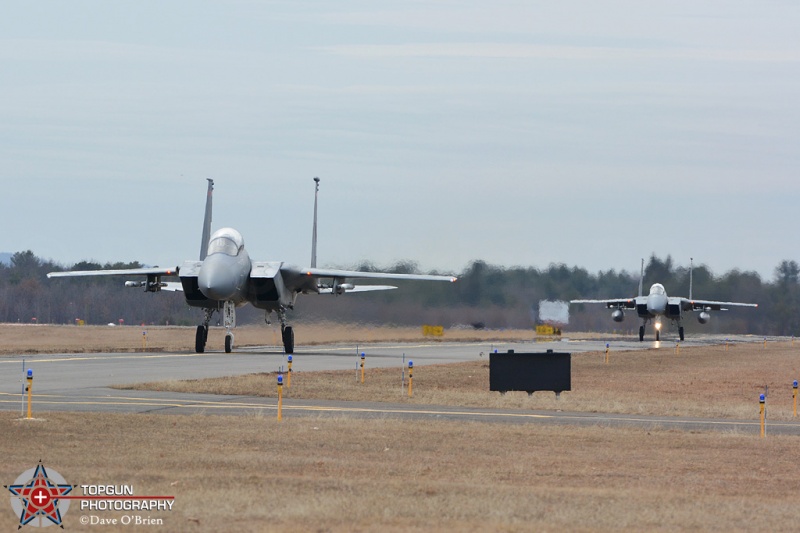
left=2, top=335, right=798, bottom=435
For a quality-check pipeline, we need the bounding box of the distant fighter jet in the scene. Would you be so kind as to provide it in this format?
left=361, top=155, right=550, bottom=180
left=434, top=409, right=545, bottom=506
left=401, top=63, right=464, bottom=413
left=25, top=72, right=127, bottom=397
left=570, top=259, right=757, bottom=341
left=48, top=179, right=457, bottom=354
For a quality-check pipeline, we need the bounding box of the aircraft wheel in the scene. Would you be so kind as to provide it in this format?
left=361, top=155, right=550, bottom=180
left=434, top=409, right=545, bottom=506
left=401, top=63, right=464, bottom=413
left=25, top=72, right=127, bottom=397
left=679, top=327, right=685, bottom=342
left=656, top=330, right=660, bottom=341
left=638, top=326, right=645, bottom=342
left=225, top=334, right=233, bottom=353
left=282, top=326, right=295, bottom=354
left=195, top=325, right=206, bottom=353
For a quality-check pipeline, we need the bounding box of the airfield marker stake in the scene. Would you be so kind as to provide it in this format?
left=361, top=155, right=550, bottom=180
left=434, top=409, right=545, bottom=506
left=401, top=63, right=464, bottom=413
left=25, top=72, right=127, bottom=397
left=360, top=352, right=366, bottom=384
left=402, top=354, right=406, bottom=392
left=142, top=330, right=147, bottom=350
left=675, top=343, right=680, bottom=356
left=408, top=360, right=413, bottom=398
left=287, top=355, right=292, bottom=388
left=26, top=369, right=33, bottom=420
left=759, top=393, right=766, bottom=438
left=277, top=373, right=284, bottom=422
left=725, top=339, right=729, bottom=351
left=21, top=359, right=25, bottom=417
left=793, top=380, right=797, bottom=418
left=764, top=337, right=767, bottom=349
left=605, top=343, right=609, bottom=364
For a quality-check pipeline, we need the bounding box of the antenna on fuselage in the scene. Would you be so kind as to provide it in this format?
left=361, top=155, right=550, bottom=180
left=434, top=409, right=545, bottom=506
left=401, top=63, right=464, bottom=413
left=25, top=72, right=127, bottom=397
left=638, top=258, right=644, bottom=297
left=200, top=178, right=214, bottom=260
left=689, top=257, right=694, bottom=300
left=311, top=177, right=320, bottom=268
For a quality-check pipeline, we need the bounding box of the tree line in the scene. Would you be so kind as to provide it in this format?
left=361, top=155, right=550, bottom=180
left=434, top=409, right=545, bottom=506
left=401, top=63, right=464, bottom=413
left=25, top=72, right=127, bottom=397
left=1, top=251, right=798, bottom=336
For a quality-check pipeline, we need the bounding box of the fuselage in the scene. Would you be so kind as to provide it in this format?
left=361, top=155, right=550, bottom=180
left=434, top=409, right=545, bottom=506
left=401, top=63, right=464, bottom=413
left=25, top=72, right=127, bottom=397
left=197, top=228, right=251, bottom=304
left=645, top=283, right=668, bottom=316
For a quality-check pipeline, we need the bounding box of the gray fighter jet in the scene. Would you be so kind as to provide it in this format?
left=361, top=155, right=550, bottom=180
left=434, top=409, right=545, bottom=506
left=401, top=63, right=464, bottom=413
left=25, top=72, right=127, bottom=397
left=570, top=259, right=757, bottom=341
left=48, top=178, right=457, bottom=354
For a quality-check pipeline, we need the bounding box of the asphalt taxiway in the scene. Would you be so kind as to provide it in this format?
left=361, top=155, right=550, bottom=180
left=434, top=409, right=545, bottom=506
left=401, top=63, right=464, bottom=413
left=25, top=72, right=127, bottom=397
left=2, top=335, right=798, bottom=435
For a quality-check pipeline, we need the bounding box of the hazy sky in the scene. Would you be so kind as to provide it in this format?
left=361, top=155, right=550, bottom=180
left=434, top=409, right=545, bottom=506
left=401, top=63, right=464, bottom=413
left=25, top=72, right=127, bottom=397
left=2, top=1, right=799, bottom=280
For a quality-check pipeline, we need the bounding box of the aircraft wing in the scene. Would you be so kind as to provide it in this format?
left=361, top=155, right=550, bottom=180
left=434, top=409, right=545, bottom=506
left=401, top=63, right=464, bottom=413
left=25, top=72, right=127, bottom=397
left=276, top=264, right=456, bottom=295
left=302, top=268, right=457, bottom=283
left=570, top=298, right=638, bottom=309
left=318, top=285, right=397, bottom=294
left=47, top=267, right=182, bottom=292
left=47, top=267, right=179, bottom=278
left=680, top=298, right=758, bottom=312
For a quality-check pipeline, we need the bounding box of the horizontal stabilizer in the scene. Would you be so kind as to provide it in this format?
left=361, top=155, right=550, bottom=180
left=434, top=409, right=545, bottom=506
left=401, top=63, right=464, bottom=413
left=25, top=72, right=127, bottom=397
left=317, top=285, right=397, bottom=294
left=303, top=267, right=456, bottom=283
left=161, top=282, right=184, bottom=292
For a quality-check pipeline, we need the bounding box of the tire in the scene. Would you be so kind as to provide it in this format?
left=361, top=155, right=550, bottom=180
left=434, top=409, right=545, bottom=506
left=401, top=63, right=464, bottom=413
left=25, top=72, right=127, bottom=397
left=638, top=326, right=645, bottom=342
left=679, top=327, right=685, bottom=342
left=283, top=326, right=295, bottom=354
left=195, top=325, right=206, bottom=353
left=225, top=334, right=233, bottom=353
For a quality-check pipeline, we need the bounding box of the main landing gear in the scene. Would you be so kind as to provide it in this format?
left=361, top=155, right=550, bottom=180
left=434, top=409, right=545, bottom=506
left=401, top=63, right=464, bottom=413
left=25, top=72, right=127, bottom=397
left=282, top=325, right=294, bottom=354
left=267, top=308, right=295, bottom=354
left=637, top=322, right=684, bottom=342
left=195, top=324, right=209, bottom=353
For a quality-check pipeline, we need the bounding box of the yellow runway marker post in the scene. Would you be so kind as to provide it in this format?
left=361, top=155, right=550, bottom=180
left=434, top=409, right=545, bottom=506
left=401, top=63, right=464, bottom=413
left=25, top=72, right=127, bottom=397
left=287, top=355, right=292, bottom=388
left=759, top=393, right=766, bottom=437
left=793, top=380, right=797, bottom=418
left=605, top=343, right=609, bottom=364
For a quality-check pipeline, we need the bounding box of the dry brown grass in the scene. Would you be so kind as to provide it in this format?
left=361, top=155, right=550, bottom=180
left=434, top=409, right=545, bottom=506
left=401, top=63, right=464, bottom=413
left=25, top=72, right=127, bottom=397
left=1, top=412, right=799, bottom=532
left=128, top=341, right=800, bottom=420
left=0, top=323, right=564, bottom=355
left=3, top=325, right=800, bottom=531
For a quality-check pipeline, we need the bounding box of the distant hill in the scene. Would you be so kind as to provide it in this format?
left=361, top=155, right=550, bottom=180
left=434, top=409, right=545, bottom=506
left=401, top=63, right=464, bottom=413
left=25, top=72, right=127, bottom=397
left=0, top=252, right=11, bottom=266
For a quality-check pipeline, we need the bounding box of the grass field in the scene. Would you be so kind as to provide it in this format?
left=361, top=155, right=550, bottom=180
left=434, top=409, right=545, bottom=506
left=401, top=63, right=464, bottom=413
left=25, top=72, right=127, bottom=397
left=2, top=325, right=799, bottom=531
left=128, top=340, right=800, bottom=421
left=0, top=322, right=549, bottom=355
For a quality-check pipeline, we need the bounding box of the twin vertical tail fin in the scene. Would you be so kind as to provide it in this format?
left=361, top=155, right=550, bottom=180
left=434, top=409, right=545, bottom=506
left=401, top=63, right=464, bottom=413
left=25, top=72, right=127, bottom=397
left=199, top=179, right=214, bottom=260
left=311, top=177, right=320, bottom=268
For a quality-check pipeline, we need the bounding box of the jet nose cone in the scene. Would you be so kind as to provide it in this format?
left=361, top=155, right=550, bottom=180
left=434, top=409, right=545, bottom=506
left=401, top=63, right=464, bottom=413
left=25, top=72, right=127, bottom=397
left=198, top=261, right=238, bottom=301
